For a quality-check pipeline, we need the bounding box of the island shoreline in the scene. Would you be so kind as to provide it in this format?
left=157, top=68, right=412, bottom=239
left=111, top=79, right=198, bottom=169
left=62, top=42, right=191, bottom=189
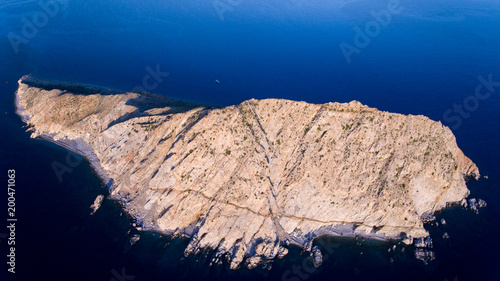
left=14, top=75, right=480, bottom=268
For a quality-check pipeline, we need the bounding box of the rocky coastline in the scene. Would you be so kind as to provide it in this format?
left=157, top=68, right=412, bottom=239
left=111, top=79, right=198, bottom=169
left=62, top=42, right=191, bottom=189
left=15, top=75, right=480, bottom=269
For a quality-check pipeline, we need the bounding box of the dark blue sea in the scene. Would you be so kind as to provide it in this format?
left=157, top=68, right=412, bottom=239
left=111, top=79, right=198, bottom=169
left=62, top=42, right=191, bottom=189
left=1, top=0, right=499, bottom=280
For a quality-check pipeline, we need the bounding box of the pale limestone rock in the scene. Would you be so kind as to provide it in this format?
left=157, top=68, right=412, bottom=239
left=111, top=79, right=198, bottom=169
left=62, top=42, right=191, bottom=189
left=15, top=76, right=480, bottom=269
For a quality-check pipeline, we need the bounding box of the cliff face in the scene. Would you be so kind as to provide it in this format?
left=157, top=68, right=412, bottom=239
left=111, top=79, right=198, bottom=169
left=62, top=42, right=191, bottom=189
left=15, top=76, right=479, bottom=269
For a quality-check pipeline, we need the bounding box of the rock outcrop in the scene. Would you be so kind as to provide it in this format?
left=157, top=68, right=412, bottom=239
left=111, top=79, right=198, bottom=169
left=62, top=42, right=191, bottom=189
left=15, top=75, right=479, bottom=269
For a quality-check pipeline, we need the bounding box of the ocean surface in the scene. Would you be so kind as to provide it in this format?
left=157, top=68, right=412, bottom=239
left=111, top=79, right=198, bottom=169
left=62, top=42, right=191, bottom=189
left=1, top=0, right=499, bottom=280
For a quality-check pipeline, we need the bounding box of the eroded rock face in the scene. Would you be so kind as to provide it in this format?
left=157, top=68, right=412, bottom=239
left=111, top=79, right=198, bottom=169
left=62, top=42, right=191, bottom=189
left=15, top=76, right=479, bottom=269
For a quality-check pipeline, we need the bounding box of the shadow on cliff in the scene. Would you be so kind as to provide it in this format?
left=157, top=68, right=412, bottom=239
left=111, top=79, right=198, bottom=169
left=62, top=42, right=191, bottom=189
left=127, top=90, right=209, bottom=115
left=22, top=75, right=211, bottom=112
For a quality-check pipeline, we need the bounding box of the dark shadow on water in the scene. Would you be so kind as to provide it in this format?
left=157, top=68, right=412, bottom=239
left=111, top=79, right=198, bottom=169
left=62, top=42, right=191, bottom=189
left=20, top=75, right=210, bottom=112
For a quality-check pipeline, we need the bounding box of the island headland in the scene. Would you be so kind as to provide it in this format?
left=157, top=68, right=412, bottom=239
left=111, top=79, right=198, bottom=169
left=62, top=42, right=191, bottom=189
left=15, top=75, right=480, bottom=269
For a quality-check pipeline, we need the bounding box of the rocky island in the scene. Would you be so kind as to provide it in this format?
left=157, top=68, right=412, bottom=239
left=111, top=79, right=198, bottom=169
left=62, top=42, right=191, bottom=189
left=15, top=76, right=479, bottom=269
